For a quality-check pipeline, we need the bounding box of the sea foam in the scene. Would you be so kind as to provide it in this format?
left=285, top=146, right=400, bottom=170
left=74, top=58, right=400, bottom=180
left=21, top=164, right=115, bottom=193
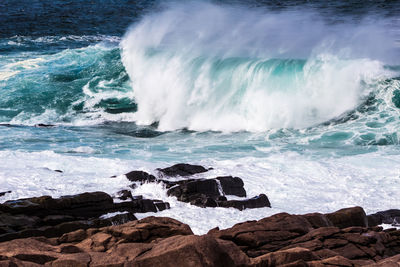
left=121, top=1, right=398, bottom=132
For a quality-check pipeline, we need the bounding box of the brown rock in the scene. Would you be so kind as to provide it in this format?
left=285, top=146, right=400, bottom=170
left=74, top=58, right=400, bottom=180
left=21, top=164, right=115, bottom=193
left=59, top=245, right=82, bottom=254
left=58, top=229, right=86, bottom=243
left=342, top=232, right=371, bottom=245
left=252, top=247, right=319, bottom=266
left=107, top=216, right=193, bottom=243
left=352, top=259, right=375, bottom=266
left=320, top=255, right=353, bottom=266
left=313, top=248, right=339, bottom=259
left=89, top=251, right=126, bottom=267
left=323, top=238, right=349, bottom=249
left=366, top=254, right=400, bottom=266
left=326, top=207, right=368, bottom=228
left=109, top=243, right=153, bottom=261
left=331, top=243, right=367, bottom=259
left=303, top=213, right=333, bottom=228
left=295, top=227, right=340, bottom=243
left=132, top=235, right=250, bottom=267
left=51, top=253, right=90, bottom=267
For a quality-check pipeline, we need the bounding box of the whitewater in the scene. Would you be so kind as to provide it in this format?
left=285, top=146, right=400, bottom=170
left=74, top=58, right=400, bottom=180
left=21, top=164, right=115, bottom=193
left=1, top=0, right=400, bottom=234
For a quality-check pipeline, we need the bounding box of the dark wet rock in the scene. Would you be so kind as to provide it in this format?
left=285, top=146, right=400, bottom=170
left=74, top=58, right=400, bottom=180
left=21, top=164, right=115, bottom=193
left=54, top=170, right=63, bottom=173
left=167, top=179, right=220, bottom=202
left=0, top=191, right=11, bottom=197
left=368, top=209, right=400, bottom=227
left=166, top=177, right=270, bottom=210
left=125, top=170, right=156, bottom=183
left=157, top=163, right=208, bottom=177
left=153, top=200, right=170, bottom=211
left=216, top=176, right=246, bottom=197
left=218, top=194, right=271, bottom=210
left=115, top=190, right=133, bottom=201
left=101, top=212, right=137, bottom=225
left=35, top=123, right=56, bottom=128
left=0, top=192, right=169, bottom=242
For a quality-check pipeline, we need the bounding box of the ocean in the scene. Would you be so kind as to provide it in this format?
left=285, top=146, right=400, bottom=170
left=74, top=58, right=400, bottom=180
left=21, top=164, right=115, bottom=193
left=1, top=0, right=400, bottom=234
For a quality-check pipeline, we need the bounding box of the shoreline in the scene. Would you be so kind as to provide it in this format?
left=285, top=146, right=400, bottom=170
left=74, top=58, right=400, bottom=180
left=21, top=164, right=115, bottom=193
left=1, top=163, right=399, bottom=266
left=0, top=200, right=399, bottom=266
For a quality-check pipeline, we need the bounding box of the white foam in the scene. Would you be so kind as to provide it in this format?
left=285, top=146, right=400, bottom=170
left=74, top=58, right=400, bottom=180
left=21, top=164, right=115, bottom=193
left=2, top=150, right=397, bottom=234
left=121, top=2, right=397, bottom=132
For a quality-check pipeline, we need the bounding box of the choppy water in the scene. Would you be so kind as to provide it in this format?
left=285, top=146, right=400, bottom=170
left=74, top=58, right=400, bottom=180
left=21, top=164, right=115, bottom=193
left=1, top=0, right=400, bottom=233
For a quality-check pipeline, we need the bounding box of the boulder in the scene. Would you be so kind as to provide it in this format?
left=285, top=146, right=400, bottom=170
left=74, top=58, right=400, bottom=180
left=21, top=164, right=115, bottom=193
left=125, top=170, right=156, bottom=183
left=326, top=206, right=368, bottom=228
left=157, top=163, right=208, bottom=176
left=132, top=235, right=251, bottom=267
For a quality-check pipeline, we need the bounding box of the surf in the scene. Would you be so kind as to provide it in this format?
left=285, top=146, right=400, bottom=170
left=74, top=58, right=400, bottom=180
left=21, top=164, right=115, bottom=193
left=121, top=1, right=400, bottom=132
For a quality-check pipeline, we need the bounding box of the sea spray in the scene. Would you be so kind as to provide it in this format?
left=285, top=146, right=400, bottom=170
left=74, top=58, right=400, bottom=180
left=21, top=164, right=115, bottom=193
left=121, top=1, right=398, bottom=132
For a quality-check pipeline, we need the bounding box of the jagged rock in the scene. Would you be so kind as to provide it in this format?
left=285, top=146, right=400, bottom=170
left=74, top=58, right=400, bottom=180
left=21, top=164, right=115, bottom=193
left=157, top=163, right=208, bottom=176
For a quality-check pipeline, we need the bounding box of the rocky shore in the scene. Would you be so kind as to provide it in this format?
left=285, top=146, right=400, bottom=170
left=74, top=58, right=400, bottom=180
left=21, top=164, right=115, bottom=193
left=1, top=163, right=399, bottom=266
